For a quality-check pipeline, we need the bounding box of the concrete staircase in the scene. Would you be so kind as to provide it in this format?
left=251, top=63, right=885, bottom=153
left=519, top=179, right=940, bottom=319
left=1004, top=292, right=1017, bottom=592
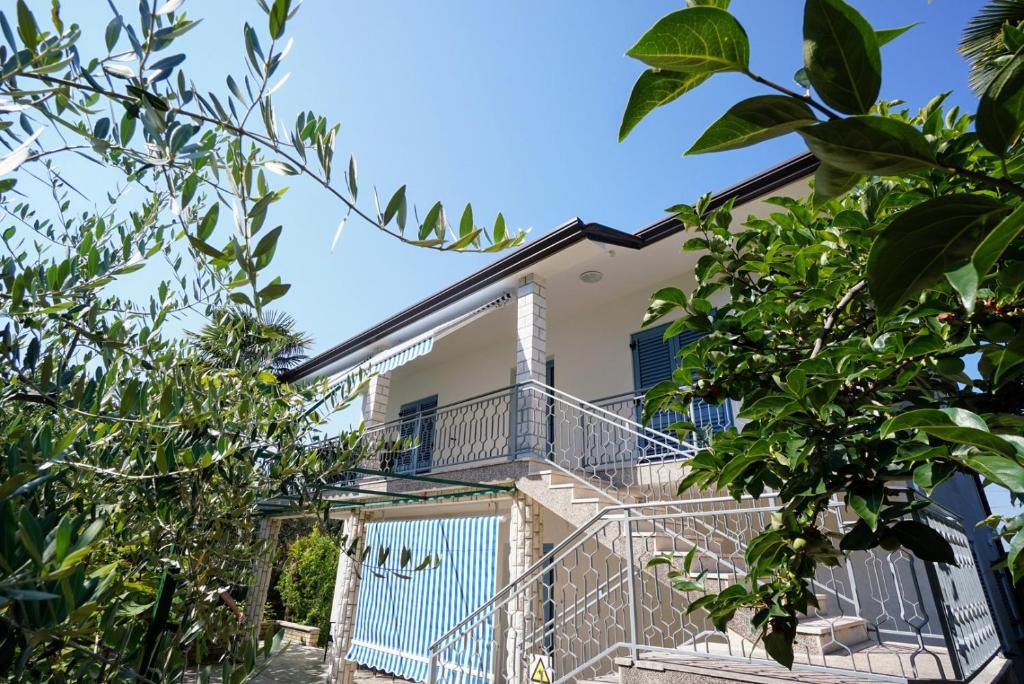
left=526, top=467, right=872, bottom=664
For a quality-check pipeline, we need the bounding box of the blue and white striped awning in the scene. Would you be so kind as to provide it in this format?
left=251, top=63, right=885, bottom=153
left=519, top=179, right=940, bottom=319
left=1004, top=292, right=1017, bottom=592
left=329, top=292, right=511, bottom=388
left=346, top=516, right=499, bottom=683
left=369, top=336, right=434, bottom=374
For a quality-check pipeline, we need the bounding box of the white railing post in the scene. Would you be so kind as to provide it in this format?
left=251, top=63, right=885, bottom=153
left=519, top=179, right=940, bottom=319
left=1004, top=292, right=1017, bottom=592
left=623, top=508, right=640, bottom=662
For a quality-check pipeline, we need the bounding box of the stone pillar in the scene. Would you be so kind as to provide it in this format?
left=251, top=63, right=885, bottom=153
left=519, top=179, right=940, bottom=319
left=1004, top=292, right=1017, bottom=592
left=245, top=516, right=282, bottom=629
left=361, top=371, right=391, bottom=427
left=515, top=275, right=547, bottom=459
left=327, top=512, right=366, bottom=684
left=504, top=495, right=544, bottom=681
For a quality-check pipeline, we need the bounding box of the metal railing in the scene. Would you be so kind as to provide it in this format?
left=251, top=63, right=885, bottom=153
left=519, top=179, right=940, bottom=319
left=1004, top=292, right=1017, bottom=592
left=427, top=499, right=1000, bottom=684
left=333, top=381, right=706, bottom=492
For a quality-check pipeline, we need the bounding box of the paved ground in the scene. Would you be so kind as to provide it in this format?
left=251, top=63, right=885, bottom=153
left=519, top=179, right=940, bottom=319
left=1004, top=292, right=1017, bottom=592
left=183, top=645, right=330, bottom=683
left=183, top=645, right=414, bottom=683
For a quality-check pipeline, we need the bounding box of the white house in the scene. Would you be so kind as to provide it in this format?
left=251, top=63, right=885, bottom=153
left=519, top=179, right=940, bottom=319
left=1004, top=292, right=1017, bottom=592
left=257, top=153, right=1019, bottom=684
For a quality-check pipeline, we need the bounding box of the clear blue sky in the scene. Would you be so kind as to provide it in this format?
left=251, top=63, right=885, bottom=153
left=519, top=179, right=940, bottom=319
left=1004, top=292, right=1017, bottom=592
left=15, top=1, right=1018, bottom=514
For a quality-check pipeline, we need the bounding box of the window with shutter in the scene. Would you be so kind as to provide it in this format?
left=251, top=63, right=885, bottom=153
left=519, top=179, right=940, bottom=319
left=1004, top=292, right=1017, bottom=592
left=630, top=323, right=733, bottom=449
left=396, top=395, right=437, bottom=474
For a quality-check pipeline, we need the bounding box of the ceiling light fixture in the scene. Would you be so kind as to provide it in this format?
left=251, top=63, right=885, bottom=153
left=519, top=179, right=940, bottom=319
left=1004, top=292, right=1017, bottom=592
left=579, top=270, right=603, bottom=284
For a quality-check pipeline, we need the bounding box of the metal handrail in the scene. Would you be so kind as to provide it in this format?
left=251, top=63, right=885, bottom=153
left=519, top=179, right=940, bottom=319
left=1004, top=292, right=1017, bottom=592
left=428, top=497, right=1000, bottom=684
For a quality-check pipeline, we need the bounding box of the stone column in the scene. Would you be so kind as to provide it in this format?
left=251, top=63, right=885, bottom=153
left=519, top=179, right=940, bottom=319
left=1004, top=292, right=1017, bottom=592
left=504, top=494, right=544, bottom=681
left=515, top=275, right=547, bottom=459
left=245, top=516, right=282, bottom=629
left=361, top=371, right=391, bottom=427
left=327, top=512, right=366, bottom=684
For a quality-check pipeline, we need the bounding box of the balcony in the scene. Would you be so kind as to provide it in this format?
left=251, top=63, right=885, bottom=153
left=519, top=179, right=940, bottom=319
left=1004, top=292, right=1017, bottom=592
left=326, top=380, right=719, bottom=502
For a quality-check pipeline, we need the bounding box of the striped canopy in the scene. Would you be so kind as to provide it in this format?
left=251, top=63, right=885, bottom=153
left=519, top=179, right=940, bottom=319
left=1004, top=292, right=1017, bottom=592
left=346, top=516, right=499, bottom=683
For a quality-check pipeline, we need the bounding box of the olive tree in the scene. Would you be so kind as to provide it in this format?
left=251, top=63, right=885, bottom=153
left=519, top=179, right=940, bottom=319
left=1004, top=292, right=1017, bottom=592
left=0, top=1, right=521, bottom=680
left=620, top=0, right=1024, bottom=667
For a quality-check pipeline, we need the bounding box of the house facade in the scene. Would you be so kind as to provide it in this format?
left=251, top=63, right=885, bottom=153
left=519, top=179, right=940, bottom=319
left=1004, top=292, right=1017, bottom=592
left=257, top=153, right=1020, bottom=684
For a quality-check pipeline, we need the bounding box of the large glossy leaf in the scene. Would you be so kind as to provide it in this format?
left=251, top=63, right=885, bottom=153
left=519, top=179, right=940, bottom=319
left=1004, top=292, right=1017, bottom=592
left=977, top=51, right=1024, bottom=156
left=891, top=521, right=955, bottom=564
left=803, top=0, right=881, bottom=115
left=973, top=195, right=1024, bottom=278
left=813, top=162, right=861, bottom=202
left=881, top=407, right=1017, bottom=457
left=798, top=116, right=935, bottom=176
left=626, top=7, right=749, bottom=74
left=867, top=194, right=1011, bottom=316
left=619, top=70, right=709, bottom=142
left=687, top=96, right=818, bottom=154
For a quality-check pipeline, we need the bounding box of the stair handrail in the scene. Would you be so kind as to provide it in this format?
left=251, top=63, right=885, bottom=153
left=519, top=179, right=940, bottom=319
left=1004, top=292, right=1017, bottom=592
left=519, top=379, right=702, bottom=457
left=427, top=498, right=788, bottom=672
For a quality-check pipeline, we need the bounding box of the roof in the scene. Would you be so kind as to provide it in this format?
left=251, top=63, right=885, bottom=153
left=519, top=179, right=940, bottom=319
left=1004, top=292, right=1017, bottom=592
left=282, top=152, right=819, bottom=382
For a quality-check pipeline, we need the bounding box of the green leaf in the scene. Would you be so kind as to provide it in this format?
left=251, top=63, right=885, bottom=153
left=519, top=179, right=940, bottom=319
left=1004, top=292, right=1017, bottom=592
left=912, top=462, right=956, bottom=494
left=988, top=332, right=1024, bottom=389
left=945, top=261, right=979, bottom=314
left=493, top=213, right=506, bottom=243
left=619, top=70, right=709, bottom=142
left=849, top=484, right=884, bottom=530
left=813, top=162, right=861, bottom=203
left=970, top=454, right=1024, bottom=491
left=258, top=282, right=290, bottom=303
left=268, top=0, right=291, bottom=39
left=626, top=7, right=749, bottom=74
left=188, top=235, right=227, bottom=260
left=763, top=628, right=794, bottom=669
left=977, top=51, right=1024, bottom=156
left=892, top=521, right=956, bottom=564
left=972, top=202, right=1024, bottom=281
left=881, top=408, right=1018, bottom=458
left=199, top=204, right=220, bottom=241
left=687, top=0, right=729, bottom=7
left=687, top=96, right=817, bottom=154
left=419, top=202, right=442, bottom=241
left=253, top=225, right=282, bottom=258
left=16, top=0, right=40, bottom=51
left=347, top=154, right=358, bottom=201
left=459, top=203, right=473, bottom=238
left=383, top=185, right=406, bottom=229
left=803, top=0, right=881, bottom=115
left=105, top=16, right=121, bottom=51
left=798, top=116, right=935, bottom=176
left=1009, top=530, right=1024, bottom=583
left=876, top=24, right=918, bottom=47
left=866, top=194, right=1011, bottom=316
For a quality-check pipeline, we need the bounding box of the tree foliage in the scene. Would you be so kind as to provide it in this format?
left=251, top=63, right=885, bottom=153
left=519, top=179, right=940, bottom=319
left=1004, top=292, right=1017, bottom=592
left=0, top=0, right=522, bottom=680
left=622, top=0, right=1024, bottom=668
left=275, top=528, right=338, bottom=647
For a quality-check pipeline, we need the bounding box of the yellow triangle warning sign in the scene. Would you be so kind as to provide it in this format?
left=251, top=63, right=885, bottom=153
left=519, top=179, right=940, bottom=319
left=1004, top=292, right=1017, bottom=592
left=530, top=656, right=552, bottom=683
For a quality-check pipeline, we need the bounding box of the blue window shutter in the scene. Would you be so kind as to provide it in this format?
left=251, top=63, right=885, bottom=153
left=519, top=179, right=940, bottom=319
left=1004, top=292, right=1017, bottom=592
left=397, top=395, right=437, bottom=473
left=631, top=326, right=675, bottom=391
left=630, top=323, right=734, bottom=443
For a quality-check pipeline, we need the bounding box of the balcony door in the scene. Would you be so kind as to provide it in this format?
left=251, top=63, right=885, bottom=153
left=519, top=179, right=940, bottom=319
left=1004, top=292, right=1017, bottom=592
left=397, top=395, right=437, bottom=474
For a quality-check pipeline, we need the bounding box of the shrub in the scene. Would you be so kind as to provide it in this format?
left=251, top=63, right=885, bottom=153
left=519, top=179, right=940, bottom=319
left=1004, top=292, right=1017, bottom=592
left=276, top=528, right=339, bottom=646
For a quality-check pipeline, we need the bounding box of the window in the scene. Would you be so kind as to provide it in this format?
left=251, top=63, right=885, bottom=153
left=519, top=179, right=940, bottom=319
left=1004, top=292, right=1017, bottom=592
left=630, top=323, right=733, bottom=449
left=394, top=395, right=437, bottom=474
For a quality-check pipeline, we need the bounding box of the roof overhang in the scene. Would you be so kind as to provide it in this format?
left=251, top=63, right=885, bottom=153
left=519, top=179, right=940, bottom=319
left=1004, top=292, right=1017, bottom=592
left=281, top=152, right=819, bottom=384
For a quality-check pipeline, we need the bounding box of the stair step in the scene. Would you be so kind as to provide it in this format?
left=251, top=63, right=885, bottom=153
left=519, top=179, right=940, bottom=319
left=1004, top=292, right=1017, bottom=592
left=572, top=497, right=603, bottom=505
left=578, top=676, right=618, bottom=684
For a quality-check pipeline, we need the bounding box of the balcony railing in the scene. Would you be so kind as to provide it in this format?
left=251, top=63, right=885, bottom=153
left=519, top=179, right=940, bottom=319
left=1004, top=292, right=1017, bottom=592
left=334, top=381, right=709, bottom=500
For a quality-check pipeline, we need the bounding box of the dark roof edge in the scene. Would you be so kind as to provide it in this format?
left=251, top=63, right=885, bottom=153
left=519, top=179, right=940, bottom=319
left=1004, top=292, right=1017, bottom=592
left=283, top=151, right=819, bottom=382
left=635, top=152, right=819, bottom=244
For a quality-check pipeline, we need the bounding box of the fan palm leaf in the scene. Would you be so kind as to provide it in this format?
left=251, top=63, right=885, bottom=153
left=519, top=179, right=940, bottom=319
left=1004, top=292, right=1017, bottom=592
left=960, top=0, right=1024, bottom=93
